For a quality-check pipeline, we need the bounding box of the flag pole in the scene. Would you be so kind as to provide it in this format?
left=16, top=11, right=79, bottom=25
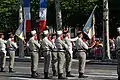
left=55, top=0, right=62, bottom=31
left=19, top=0, right=24, bottom=59
left=103, top=0, right=111, bottom=60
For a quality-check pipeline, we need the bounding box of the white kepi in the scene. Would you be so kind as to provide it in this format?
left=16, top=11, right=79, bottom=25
left=43, top=30, right=49, bottom=35
left=117, top=27, right=120, bottom=33
left=57, top=30, right=62, bottom=35
left=31, top=30, right=36, bottom=35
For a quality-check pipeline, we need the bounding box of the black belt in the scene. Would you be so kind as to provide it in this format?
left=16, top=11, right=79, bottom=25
left=30, top=50, right=39, bottom=52
left=8, top=48, right=15, bottom=51
left=57, top=50, right=65, bottom=52
left=43, top=50, right=51, bottom=52
left=76, top=49, right=85, bottom=52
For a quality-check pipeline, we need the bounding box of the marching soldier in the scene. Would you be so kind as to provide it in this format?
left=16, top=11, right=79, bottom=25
left=41, top=30, right=54, bottom=79
left=63, top=31, right=78, bottom=77
left=51, top=33, right=58, bottom=76
left=6, top=32, right=18, bottom=72
left=55, top=30, right=68, bottom=79
left=75, top=31, right=88, bottom=78
left=115, top=27, right=120, bottom=80
left=0, top=33, right=7, bottom=72
left=28, top=30, right=40, bottom=78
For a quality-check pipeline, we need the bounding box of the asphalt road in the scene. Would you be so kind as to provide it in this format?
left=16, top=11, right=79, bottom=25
left=0, top=60, right=118, bottom=80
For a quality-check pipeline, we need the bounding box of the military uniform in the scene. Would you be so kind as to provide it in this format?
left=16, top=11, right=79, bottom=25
left=0, top=34, right=7, bottom=72
left=51, top=35, right=58, bottom=76
left=115, top=27, right=120, bottom=79
left=6, top=37, right=18, bottom=72
left=28, top=30, right=40, bottom=78
left=75, top=32, right=88, bottom=78
left=55, top=31, right=68, bottom=79
left=64, top=36, right=78, bottom=77
left=41, top=30, right=54, bottom=79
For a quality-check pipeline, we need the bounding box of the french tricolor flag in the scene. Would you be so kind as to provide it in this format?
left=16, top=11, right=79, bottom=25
left=23, top=0, right=31, bottom=33
left=83, top=5, right=97, bottom=40
left=39, top=0, right=48, bottom=32
left=15, top=1, right=24, bottom=41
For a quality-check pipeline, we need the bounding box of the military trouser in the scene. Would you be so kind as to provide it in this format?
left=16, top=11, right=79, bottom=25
left=0, top=51, right=6, bottom=68
left=31, top=51, right=39, bottom=72
left=65, top=51, right=72, bottom=72
left=117, top=51, right=120, bottom=75
left=58, top=51, right=65, bottom=74
left=76, top=51, right=86, bottom=73
left=52, top=51, right=58, bottom=72
left=43, top=51, right=52, bottom=73
left=8, top=50, right=15, bottom=69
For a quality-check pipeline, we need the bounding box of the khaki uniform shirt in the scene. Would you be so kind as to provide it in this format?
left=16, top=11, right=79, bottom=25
left=75, top=38, right=88, bottom=50
left=6, top=38, right=18, bottom=51
left=0, top=38, right=7, bottom=53
left=41, top=37, right=54, bottom=51
left=55, top=37, right=68, bottom=51
left=28, top=37, right=40, bottom=51
left=115, top=36, right=120, bottom=50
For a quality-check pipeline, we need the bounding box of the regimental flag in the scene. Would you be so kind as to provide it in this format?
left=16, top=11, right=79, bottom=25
left=23, top=0, right=31, bottom=33
left=39, top=0, right=48, bottom=32
left=83, top=5, right=97, bottom=40
left=15, top=1, right=24, bottom=41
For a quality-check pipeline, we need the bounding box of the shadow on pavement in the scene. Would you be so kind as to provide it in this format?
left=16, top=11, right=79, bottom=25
left=8, top=73, right=31, bottom=78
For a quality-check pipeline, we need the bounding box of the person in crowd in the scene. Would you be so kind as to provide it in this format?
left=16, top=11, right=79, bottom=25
left=0, top=33, right=7, bottom=72
left=51, top=33, right=58, bottom=76
left=6, top=32, right=18, bottom=72
left=55, top=30, right=68, bottom=79
left=63, top=30, right=78, bottom=77
left=41, top=30, right=54, bottom=79
left=110, top=38, right=116, bottom=59
left=115, top=27, right=120, bottom=80
left=75, top=31, right=89, bottom=78
left=28, top=30, right=40, bottom=78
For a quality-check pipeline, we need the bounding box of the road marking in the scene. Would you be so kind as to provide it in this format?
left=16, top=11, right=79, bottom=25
left=9, top=73, right=118, bottom=80
left=73, top=74, right=118, bottom=78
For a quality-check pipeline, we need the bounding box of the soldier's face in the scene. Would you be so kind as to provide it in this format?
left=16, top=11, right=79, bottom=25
left=10, top=34, right=14, bottom=38
left=79, top=33, right=83, bottom=38
left=1, top=35, right=4, bottom=38
left=34, top=34, right=37, bottom=36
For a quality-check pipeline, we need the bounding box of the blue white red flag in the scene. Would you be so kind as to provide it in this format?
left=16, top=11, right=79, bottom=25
left=39, top=0, right=48, bottom=32
left=83, top=5, right=97, bottom=40
left=23, top=0, right=31, bottom=33
left=15, top=1, right=24, bottom=40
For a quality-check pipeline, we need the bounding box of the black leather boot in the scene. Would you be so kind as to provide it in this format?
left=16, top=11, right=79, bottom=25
left=9, top=68, right=16, bottom=73
left=66, top=71, right=74, bottom=77
left=79, top=72, right=88, bottom=78
left=58, top=73, right=67, bottom=79
left=0, top=67, right=5, bottom=72
left=31, top=71, right=38, bottom=78
left=53, top=70, right=57, bottom=76
left=44, top=72, right=51, bottom=79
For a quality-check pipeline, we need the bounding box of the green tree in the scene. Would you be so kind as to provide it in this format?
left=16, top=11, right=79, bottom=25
left=47, top=0, right=102, bottom=29
left=0, top=0, right=19, bottom=32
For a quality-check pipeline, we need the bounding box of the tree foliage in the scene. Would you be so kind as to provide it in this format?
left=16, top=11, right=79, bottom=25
left=0, top=0, right=119, bottom=37
left=0, top=0, right=19, bottom=32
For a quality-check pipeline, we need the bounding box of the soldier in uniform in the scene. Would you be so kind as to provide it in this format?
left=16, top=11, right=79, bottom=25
left=6, top=32, right=18, bottom=72
left=115, top=27, right=120, bottom=80
left=28, top=30, right=40, bottom=78
left=63, top=31, right=78, bottom=77
left=51, top=33, right=58, bottom=76
left=75, top=31, right=88, bottom=78
left=41, top=30, right=54, bottom=79
left=55, top=30, right=68, bottom=79
left=0, top=33, right=7, bottom=72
